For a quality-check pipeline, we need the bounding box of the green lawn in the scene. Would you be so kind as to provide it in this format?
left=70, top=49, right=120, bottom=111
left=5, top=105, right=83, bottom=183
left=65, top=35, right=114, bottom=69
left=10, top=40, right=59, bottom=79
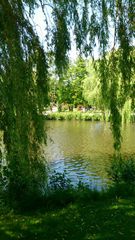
left=0, top=196, right=135, bottom=240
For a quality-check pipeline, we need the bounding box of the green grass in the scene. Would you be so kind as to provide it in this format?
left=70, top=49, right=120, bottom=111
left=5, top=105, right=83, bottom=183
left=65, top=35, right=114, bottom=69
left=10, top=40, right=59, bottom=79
left=1, top=156, right=135, bottom=240
left=44, top=111, right=106, bottom=121
left=45, top=111, right=135, bottom=122
left=1, top=187, right=135, bottom=240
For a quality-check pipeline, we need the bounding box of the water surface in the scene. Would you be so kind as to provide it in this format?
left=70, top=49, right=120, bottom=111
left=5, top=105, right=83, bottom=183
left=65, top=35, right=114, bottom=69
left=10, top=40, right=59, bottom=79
left=44, top=121, right=135, bottom=189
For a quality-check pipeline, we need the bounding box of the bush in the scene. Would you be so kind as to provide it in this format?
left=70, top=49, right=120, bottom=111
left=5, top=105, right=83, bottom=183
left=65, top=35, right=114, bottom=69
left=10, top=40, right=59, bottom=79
left=49, top=171, right=73, bottom=191
left=83, top=113, right=92, bottom=121
left=56, top=113, right=65, bottom=120
left=74, top=112, right=83, bottom=120
left=0, top=159, right=48, bottom=210
left=46, top=113, right=57, bottom=120
left=65, top=113, right=74, bottom=120
left=92, top=114, right=102, bottom=121
left=45, top=111, right=105, bottom=121
left=108, top=155, right=135, bottom=184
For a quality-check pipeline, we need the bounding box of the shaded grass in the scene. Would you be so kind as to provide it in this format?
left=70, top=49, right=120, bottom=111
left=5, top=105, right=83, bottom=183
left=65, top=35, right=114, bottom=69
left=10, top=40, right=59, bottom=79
left=1, top=186, right=135, bottom=240
left=1, top=156, right=135, bottom=240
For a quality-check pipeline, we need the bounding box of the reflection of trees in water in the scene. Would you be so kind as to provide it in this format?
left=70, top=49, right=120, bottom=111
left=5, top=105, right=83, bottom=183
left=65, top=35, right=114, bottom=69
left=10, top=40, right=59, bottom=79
left=48, top=154, right=111, bottom=189
left=45, top=122, right=135, bottom=188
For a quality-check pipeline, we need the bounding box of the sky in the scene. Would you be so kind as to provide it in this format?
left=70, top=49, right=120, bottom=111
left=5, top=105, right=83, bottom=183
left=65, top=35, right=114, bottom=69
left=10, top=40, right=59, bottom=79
left=32, top=7, right=79, bottom=61
left=32, top=5, right=102, bottom=61
left=31, top=4, right=134, bottom=62
left=32, top=5, right=118, bottom=62
left=30, top=2, right=135, bottom=63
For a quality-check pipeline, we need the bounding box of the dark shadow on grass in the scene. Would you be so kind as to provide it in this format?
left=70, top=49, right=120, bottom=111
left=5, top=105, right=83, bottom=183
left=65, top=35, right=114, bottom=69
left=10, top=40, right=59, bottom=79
left=1, top=189, right=135, bottom=240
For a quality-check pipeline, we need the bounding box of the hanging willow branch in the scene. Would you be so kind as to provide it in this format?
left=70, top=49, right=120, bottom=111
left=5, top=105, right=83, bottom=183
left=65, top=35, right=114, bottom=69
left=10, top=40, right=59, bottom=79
left=0, top=0, right=49, bottom=197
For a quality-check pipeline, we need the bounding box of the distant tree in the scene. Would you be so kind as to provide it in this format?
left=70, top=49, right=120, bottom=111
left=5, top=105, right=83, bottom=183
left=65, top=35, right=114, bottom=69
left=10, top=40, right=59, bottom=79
left=70, top=58, right=88, bottom=107
left=55, top=57, right=87, bottom=109
left=83, top=61, right=101, bottom=108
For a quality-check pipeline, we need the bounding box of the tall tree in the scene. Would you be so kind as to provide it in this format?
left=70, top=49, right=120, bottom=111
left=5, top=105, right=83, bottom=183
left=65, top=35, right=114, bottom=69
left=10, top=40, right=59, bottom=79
left=0, top=0, right=49, bottom=199
left=57, top=57, right=87, bottom=108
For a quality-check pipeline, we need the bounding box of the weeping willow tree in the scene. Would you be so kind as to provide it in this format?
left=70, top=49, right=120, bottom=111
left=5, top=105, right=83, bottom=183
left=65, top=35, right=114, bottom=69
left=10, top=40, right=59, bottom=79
left=0, top=0, right=134, bottom=199
left=0, top=0, right=49, bottom=199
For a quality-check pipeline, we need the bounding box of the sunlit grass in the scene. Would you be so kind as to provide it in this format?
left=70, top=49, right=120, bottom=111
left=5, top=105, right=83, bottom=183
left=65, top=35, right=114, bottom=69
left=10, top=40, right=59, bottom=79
left=44, top=111, right=106, bottom=122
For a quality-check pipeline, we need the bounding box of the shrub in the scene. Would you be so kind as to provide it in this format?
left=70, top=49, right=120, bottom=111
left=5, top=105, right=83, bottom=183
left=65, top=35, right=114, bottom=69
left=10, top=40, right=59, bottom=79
left=84, top=113, right=92, bottom=121
left=49, top=171, right=73, bottom=191
left=65, top=113, right=74, bottom=120
left=45, top=111, right=110, bottom=121
left=92, top=114, right=101, bottom=121
left=75, top=112, right=83, bottom=120
left=108, top=155, right=135, bottom=184
left=56, top=113, right=65, bottom=120
left=46, top=113, right=57, bottom=120
left=0, top=159, right=48, bottom=210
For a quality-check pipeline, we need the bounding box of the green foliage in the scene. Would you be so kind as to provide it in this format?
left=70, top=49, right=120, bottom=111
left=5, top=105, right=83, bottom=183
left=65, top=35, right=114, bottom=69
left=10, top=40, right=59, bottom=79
left=97, top=49, right=135, bottom=150
left=83, top=60, right=102, bottom=108
left=45, top=111, right=104, bottom=121
left=1, top=195, right=135, bottom=240
left=49, top=171, right=72, bottom=191
left=0, top=0, right=49, bottom=201
left=122, top=98, right=132, bottom=123
left=65, top=112, right=74, bottom=120
left=0, top=159, right=48, bottom=210
left=55, top=57, right=88, bottom=108
left=0, top=0, right=134, bottom=204
left=108, top=155, right=135, bottom=184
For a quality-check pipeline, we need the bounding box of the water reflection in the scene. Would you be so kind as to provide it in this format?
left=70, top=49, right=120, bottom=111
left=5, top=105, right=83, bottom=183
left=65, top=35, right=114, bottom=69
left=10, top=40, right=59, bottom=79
left=44, top=121, right=135, bottom=188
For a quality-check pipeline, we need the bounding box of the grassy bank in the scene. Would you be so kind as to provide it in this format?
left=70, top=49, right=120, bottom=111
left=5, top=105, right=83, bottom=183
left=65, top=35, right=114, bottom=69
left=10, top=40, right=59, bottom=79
left=1, top=185, right=135, bottom=240
left=44, top=111, right=135, bottom=122
left=44, top=111, right=109, bottom=121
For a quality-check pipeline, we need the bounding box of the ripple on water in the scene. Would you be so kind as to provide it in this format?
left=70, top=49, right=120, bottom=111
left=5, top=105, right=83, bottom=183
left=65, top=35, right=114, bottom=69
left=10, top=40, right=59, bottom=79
left=45, top=121, right=135, bottom=189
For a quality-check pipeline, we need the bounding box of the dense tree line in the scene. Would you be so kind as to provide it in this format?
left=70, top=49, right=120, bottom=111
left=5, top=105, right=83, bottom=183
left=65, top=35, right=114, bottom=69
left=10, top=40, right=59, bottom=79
left=49, top=56, right=134, bottom=122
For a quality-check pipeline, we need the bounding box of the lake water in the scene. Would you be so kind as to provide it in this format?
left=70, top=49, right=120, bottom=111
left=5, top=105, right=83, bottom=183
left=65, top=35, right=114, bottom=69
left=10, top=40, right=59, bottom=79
left=44, top=121, right=135, bottom=189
